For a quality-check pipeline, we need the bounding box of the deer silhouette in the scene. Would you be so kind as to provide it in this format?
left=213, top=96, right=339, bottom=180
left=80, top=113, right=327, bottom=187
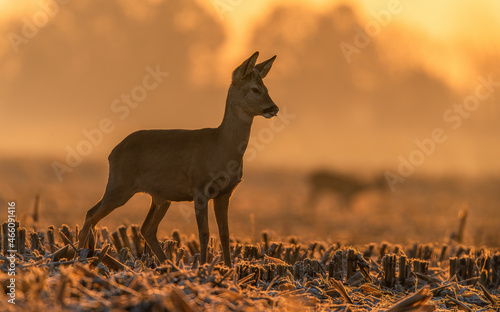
left=307, top=169, right=387, bottom=209
left=77, top=52, right=279, bottom=267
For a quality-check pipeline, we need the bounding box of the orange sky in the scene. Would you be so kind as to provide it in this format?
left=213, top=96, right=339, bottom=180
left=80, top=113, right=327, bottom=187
left=189, top=0, right=500, bottom=89
left=1, top=0, right=499, bottom=175
left=2, top=0, right=499, bottom=89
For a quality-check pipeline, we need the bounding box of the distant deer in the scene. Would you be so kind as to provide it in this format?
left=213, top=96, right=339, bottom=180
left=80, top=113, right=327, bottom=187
left=307, top=170, right=387, bottom=209
left=78, top=52, right=279, bottom=267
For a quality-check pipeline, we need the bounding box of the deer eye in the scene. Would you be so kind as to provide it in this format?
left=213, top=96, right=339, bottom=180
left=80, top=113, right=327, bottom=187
left=251, top=87, right=261, bottom=94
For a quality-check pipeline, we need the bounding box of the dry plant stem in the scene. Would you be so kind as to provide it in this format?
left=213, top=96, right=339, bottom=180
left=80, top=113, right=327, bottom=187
left=56, top=271, right=69, bottom=307
left=74, top=262, right=140, bottom=296
left=19, top=257, right=98, bottom=268
left=456, top=205, right=468, bottom=243
left=4, top=225, right=500, bottom=311
left=329, top=278, right=354, bottom=304
left=18, top=227, right=26, bottom=254
left=59, top=231, right=78, bottom=255
left=170, top=287, right=201, bottom=312
left=60, top=225, right=73, bottom=244
left=102, top=254, right=130, bottom=271
left=111, top=231, right=123, bottom=252
left=47, top=226, right=56, bottom=253
left=118, top=226, right=132, bottom=250
left=386, top=286, right=433, bottom=312
left=33, top=193, right=40, bottom=225
left=130, top=225, right=143, bottom=256
left=478, top=283, right=498, bottom=306
left=53, top=244, right=71, bottom=261
left=447, top=297, right=472, bottom=312
left=74, top=283, right=113, bottom=308
left=91, top=244, right=110, bottom=268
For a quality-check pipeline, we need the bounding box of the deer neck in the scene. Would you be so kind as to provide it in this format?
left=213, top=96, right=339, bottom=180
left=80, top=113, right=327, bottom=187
left=217, top=93, right=253, bottom=160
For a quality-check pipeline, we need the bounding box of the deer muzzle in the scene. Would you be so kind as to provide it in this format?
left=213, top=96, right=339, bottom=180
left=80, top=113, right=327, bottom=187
left=262, top=104, right=279, bottom=119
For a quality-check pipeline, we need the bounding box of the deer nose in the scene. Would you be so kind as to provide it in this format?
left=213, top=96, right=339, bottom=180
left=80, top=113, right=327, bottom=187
left=262, top=105, right=279, bottom=118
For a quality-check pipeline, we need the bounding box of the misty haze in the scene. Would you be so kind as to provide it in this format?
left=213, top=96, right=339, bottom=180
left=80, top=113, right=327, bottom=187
left=1, top=1, right=499, bottom=310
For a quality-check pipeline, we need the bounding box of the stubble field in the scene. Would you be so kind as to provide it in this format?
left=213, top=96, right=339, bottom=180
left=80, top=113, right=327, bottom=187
left=0, top=159, right=499, bottom=311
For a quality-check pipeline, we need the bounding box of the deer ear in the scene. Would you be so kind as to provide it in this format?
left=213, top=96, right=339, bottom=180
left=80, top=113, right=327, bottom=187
left=255, top=55, right=276, bottom=79
left=232, top=51, right=259, bottom=82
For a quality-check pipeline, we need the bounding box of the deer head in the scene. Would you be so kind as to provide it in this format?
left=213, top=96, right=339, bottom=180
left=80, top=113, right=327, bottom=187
left=229, top=51, right=279, bottom=119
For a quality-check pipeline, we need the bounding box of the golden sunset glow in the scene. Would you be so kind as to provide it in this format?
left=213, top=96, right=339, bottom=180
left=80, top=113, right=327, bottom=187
left=0, top=0, right=498, bottom=172
left=2, top=0, right=499, bottom=88
left=1, top=3, right=500, bottom=308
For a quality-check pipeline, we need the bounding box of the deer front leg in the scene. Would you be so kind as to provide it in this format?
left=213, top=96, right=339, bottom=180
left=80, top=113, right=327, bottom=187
left=194, top=195, right=209, bottom=264
left=214, top=191, right=232, bottom=267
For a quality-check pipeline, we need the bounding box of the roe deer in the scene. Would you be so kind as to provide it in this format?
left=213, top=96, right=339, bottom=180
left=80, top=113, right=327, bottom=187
left=77, top=52, right=279, bottom=267
left=307, top=170, right=387, bottom=209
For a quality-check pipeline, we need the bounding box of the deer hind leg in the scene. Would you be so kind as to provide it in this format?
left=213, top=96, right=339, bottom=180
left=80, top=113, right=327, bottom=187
left=214, top=192, right=232, bottom=267
left=78, top=182, right=134, bottom=248
left=140, top=198, right=171, bottom=263
left=194, top=194, right=209, bottom=264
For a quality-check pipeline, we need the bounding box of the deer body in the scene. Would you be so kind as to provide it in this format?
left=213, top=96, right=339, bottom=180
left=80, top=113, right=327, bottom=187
left=108, top=127, right=244, bottom=202
left=78, top=52, right=278, bottom=267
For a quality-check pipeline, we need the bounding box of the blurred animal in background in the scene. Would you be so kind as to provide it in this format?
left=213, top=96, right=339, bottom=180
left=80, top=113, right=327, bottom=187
left=307, top=169, right=387, bottom=209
